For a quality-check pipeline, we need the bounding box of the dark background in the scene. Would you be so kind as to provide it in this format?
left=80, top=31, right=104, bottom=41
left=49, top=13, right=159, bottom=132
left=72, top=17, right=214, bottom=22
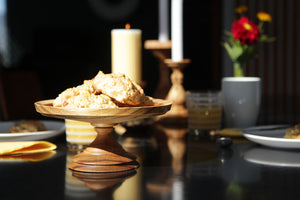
left=3, top=0, right=300, bottom=126
left=4, top=0, right=222, bottom=99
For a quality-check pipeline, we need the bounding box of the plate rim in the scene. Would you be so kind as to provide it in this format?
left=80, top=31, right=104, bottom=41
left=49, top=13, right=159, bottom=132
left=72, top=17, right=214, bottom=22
left=241, top=124, right=300, bottom=149
left=242, top=132, right=298, bottom=143
left=0, top=120, right=65, bottom=139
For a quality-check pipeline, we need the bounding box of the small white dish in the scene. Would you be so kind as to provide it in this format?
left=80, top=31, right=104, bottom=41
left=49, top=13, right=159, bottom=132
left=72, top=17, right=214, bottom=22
left=241, top=125, right=300, bottom=149
left=0, top=120, right=65, bottom=141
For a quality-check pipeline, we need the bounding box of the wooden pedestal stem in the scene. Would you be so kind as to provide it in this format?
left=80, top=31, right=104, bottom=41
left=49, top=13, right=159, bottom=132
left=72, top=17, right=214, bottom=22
left=158, top=58, right=191, bottom=124
left=69, top=124, right=139, bottom=173
left=144, top=40, right=172, bottom=99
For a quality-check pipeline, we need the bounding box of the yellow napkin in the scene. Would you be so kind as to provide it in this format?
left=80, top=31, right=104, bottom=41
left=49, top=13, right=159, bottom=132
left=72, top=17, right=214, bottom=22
left=0, top=151, right=56, bottom=162
left=216, top=128, right=242, bottom=137
left=0, top=141, right=57, bottom=156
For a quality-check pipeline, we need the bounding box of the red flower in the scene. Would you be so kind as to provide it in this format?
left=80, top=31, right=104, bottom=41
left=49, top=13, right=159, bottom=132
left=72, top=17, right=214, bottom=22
left=231, top=17, right=260, bottom=45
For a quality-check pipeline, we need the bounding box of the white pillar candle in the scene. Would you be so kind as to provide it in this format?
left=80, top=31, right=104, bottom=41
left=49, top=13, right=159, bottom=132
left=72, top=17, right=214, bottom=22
left=111, top=26, right=142, bottom=83
left=159, top=0, right=169, bottom=42
left=171, top=0, right=183, bottom=62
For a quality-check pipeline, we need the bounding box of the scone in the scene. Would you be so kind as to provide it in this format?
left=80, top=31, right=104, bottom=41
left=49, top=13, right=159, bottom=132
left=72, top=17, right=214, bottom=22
left=53, top=80, right=118, bottom=109
left=53, top=71, right=154, bottom=109
left=284, top=124, right=300, bottom=139
left=92, top=71, right=154, bottom=106
left=9, top=120, right=47, bottom=133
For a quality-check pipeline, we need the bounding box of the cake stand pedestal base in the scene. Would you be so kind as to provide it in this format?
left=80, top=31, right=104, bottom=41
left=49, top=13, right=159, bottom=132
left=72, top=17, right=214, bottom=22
left=69, top=125, right=139, bottom=173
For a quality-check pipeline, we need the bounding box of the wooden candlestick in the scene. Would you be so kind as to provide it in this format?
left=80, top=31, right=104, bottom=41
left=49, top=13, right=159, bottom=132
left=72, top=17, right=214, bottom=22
left=144, top=40, right=172, bottom=99
left=157, top=58, right=191, bottom=124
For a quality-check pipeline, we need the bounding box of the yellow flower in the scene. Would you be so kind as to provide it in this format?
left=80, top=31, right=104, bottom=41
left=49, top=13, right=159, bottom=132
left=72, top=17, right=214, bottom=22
left=257, top=12, right=272, bottom=22
left=235, top=6, right=248, bottom=14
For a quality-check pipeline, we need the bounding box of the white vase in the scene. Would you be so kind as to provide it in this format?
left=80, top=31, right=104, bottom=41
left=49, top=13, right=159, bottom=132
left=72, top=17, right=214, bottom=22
left=222, top=77, right=261, bottom=128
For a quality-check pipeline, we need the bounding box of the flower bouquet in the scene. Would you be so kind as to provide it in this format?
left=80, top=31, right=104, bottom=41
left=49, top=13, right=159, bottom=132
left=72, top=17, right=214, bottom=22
left=223, top=6, right=275, bottom=77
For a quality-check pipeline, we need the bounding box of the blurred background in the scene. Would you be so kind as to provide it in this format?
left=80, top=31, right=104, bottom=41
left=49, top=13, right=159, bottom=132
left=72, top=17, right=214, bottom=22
left=0, top=0, right=220, bottom=98
left=0, top=0, right=299, bottom=125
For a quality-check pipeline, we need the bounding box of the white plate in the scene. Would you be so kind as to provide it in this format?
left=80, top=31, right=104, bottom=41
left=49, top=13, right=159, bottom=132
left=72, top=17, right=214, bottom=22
left=241, top=125, right=300, bottom=149
left=244, top=146, right=300, bottom=167
left=0, top=120, right=65, bottom=141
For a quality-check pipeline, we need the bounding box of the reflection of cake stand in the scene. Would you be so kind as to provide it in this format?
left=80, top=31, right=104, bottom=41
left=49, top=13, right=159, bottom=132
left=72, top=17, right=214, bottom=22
left=35, top=98, right=171, bottom=173
left=72, top=169, right=136, bottom=199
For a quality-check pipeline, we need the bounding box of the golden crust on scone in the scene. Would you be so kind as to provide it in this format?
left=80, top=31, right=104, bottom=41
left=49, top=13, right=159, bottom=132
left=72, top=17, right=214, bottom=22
left=284, top=124, right=300, bottom=139
left=92, top=71, right=154, bottom=106
left=53, top=80, right=118, bottom=109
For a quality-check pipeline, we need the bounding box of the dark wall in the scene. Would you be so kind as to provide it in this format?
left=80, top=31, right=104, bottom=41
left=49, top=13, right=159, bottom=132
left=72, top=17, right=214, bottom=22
left=5, top=0, right=221, bottom=99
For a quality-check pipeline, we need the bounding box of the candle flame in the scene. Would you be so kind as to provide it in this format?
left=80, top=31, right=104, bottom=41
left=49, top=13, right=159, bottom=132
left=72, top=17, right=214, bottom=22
left=125, top=23, right=130, bottom=29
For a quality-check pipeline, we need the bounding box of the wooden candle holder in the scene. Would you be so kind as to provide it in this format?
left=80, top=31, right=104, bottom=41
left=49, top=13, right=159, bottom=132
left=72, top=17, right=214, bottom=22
left=144, top=40, right=172, bottom=99
left=157, top=58, right=191, bottom=124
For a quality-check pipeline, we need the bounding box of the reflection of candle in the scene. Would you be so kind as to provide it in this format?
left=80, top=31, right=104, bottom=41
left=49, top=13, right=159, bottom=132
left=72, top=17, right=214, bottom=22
left=171, top=0, right=183, bottom=61
left=159, top=0, right=169, bottom=41
left=111, top=24, right=142, bottom=83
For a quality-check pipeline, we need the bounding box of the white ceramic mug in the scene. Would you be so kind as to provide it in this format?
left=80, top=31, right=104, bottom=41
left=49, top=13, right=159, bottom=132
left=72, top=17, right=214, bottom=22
left=222, top=77, right=261, bottom=128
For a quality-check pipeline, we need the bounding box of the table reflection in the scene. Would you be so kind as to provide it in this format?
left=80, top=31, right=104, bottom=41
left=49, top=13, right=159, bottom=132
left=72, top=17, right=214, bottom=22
left=66, top=147, right=140, bottom=200
left=60, top=123, right=300, bottom=200
left=145, top=123, right=188, bottom=200
left=72, top=169, right=136, bottom=200
left=243, top=145, right=300, bottom=167
left=111, top=122, right=190, bottom=200
left=0, top=147, right=66, bottom=200
left=65, top=149, right=97, bottom=200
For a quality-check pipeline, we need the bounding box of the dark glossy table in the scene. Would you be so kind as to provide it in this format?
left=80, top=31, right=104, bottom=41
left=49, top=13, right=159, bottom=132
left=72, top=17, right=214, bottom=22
left=1, top=121, right=300, bottom=200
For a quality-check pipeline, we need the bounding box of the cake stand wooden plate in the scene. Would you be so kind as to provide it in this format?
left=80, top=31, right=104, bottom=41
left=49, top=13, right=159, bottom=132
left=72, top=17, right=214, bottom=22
left=35, top=98, right=172, bottom=173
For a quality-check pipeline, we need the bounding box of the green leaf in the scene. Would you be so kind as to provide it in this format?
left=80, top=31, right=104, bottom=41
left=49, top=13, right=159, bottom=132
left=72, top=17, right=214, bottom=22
left=231, top=45, right=243, bottom=61
left=223, top=42, right=232, bottom=59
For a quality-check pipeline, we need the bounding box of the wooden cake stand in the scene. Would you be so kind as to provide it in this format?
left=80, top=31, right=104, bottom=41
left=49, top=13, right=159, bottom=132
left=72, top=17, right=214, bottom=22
left=35, top=98, right=171, bottom=173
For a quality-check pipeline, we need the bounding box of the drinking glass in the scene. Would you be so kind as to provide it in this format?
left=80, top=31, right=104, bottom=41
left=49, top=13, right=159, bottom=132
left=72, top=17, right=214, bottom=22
left=186, top=91, right=223, bottom=132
